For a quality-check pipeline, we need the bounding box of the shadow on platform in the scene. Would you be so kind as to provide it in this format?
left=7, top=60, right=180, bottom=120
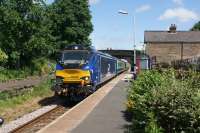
left=121, top=110, right=133, bottom=133
left=121, top=109, right=147, bottom=133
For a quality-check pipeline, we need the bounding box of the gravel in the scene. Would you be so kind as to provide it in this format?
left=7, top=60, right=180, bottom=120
left=0, top=105, right=57, bottom=133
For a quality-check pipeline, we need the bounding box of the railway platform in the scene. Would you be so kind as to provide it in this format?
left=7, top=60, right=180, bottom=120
left=38, top=73, right=131, bottom=133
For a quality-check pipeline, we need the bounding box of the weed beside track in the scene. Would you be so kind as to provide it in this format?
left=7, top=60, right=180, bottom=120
left=0, top=79, right=54, bottom=123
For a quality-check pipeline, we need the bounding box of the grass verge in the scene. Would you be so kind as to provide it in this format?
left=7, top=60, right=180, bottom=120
left=0, top=79, right=54, bottom=123
left=0, top=68, right=35, bottom=82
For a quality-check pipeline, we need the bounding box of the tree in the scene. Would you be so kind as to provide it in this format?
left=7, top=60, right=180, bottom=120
left=0, top=0, right=55, bottom=68
left=191, top=21, right=200, bottom=31
left=49, top=0, right=93, bottom=49
left=0, top=48, right=8, bottom=66
left=0, top=0, right=93, bottom=68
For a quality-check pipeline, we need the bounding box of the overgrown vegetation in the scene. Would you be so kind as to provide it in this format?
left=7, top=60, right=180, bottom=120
left=0, top=79, right=54, bottom=122
left=0, top=0, right=93, bottom=80
left=0, top=68, right=33, bottom=82
left=0, top=79, right=52, bottom=108
left=127, top=69, right=200, bottom=133
left=0, top=58, right=55, bottom=82
left=191, top=21, right=200, bottom=31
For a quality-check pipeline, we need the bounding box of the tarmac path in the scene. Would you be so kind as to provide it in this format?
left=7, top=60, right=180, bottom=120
left=72, top=80, right=131, bottom=133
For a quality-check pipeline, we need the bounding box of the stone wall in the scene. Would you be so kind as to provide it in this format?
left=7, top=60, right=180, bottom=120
left=146, top=43, right=200, bottom=64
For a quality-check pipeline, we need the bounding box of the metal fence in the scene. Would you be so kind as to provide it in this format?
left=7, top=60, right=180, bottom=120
left=171, top=56, right=200, bottom=71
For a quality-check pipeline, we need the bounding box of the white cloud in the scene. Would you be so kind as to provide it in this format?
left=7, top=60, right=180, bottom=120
left=89, top=0, right=100, bottom=5
left=159, top=8, right=199, bottom=22
left=135, top=5, right=151, bottom=13
left=172, top=0, right=183, bottom=5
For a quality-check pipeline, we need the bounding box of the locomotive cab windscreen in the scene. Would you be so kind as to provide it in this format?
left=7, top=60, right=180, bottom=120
left=59, top=51, right=90, bottom=68
left=57, top=45, right=91, bottom=69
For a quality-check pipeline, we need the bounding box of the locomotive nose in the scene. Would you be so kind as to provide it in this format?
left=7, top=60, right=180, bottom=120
left=56, top=69, right=91, bottom=85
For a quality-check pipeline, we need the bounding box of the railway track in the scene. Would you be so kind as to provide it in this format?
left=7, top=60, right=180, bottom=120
left=10, top=105, right=69, bottom=133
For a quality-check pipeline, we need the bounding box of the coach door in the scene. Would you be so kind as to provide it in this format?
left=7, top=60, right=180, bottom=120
left=93, top=55, right=101, bottom=85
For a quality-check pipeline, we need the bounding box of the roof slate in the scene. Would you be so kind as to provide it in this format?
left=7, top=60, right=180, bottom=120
left=144, top=31, right=200, bottom=43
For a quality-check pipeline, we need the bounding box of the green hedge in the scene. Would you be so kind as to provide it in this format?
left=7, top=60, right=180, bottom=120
left=127, top=69, right=200, bottom=133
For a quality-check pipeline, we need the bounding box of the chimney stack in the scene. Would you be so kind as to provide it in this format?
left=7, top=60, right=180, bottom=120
left=169, top=24, right=177, bottom=33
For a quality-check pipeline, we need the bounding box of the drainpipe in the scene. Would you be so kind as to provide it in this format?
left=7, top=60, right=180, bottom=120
left=181, top=42, right=183, bottom=61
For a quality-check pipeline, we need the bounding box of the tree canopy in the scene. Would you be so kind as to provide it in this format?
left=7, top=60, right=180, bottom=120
left=49, top=0, right=93, bottom=49
left=191, top=21, right=200, bottom=31
left=0, top=0, right=93, bottom=68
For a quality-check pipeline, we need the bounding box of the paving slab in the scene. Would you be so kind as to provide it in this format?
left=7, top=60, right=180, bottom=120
left=72, top=79, right=130, bottom=133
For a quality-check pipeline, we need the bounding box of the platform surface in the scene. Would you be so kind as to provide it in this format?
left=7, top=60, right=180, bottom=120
left=72, top=80, right=130, bottom=133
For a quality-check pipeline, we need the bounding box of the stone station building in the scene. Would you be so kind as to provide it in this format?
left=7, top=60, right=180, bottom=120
left=144, top=24, right=200, bottom=64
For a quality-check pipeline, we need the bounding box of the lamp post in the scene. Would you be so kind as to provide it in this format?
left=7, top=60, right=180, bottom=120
left=118, top=10, right=136, bottom=74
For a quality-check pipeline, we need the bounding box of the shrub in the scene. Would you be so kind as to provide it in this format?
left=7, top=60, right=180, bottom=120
left=31, top=58, right=55, bottom=75
left=127, top=69, right=200, bottom=133
left=127, top=70, right=165, bottom=132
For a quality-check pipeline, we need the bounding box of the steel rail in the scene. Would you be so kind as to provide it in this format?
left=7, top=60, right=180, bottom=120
left=10, top=105, right=69, bottom=133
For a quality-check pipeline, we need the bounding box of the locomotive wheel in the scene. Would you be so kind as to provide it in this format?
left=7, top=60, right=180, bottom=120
left=54, top=91, right=61, bottom=96
left=53, top=85, right=63, bottom=96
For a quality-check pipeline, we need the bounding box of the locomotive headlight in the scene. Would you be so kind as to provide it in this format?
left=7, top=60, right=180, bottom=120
left=85, top=77, right=89, bottom=81
left=81, top=76, right=90, bottom=81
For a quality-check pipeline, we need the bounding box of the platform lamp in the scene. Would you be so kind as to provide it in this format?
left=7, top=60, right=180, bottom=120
left=118, top=10, right=136, bottom=74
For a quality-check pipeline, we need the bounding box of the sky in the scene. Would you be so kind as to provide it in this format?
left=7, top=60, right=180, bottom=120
left=46, top=0, right=200, bottom=50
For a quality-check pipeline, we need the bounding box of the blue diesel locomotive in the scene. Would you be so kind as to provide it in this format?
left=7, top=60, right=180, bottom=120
left=53, top=45, right=128, bottom=99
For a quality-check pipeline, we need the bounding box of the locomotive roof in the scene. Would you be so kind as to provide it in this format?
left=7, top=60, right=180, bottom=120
left=63, top=44, right=96, bottom=51
left=61, top=44, right=118, bottom=60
